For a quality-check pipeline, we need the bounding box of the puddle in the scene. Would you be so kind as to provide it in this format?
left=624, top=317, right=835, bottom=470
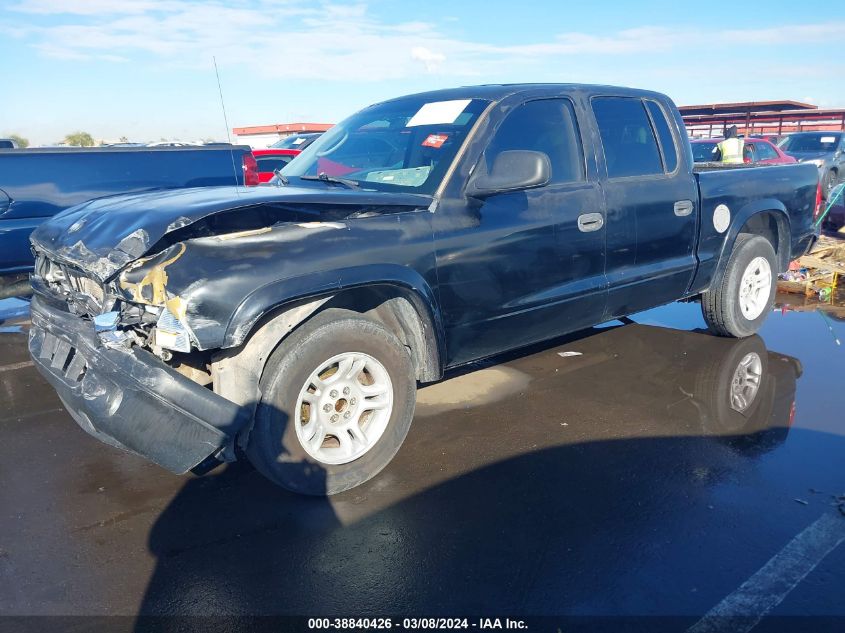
left=775, top=288, right=845, bottom=329
left=416, top=366, right=531, bottom=416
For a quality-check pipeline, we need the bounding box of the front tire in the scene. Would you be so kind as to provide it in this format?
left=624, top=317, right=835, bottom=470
left=701, top=234, right=777, bottom=338
left=246, top=309, right=417, bottom=495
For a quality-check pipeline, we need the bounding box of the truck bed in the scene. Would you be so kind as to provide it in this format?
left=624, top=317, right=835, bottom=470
left=690, top=161, right=819, bottom=292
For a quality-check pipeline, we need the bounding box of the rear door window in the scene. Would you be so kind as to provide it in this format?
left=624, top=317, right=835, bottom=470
left=592, top=97, right=663, bottom=178
left=644, top=101, right=678, bottom=172
left=485, top=98, right=585, bottom=184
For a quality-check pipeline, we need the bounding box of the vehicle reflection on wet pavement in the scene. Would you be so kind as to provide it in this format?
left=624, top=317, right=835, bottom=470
left=0, top=297, right=842, bottom=625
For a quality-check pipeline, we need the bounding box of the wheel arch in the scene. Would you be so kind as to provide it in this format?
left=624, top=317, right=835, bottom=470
left=319, top=284, right=443, bottom=383
left=711, top=201, right=791, bottom=287
left=216, top=266, right=444, bottom=407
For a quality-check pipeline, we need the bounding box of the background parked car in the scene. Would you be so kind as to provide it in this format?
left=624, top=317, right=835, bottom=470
left=0, top=145, right=259, bottom=274
left=146, top=141, right=195, bottom=147
left=269, top=132, right=322, bottom=150
left=0, top=138, right=19, bottom=149
left=748, top=133, right=788, bottom=145
left=778, top=131, right=845, bottom=197
left=690, top=138, right=797, bottom=165
left=252, top=148, right=301, bottom=183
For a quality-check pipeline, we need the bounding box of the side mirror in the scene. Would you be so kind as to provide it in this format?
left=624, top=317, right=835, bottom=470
left=467, top=150, right=551, bottom=198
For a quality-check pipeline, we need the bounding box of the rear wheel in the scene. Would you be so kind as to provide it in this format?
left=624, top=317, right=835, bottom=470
left=701, top=234, right=777, bottom=338
left=246, top=309, right=417, bottom=495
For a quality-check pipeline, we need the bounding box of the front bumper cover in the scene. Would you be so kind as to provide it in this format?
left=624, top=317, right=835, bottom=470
left=29, top=294, right=250, bottom=473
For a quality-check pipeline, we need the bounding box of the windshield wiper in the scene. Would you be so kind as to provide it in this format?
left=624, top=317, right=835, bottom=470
left=272, top=168, right=289, bottom=186
left=300, top=173, right=360, bottom=189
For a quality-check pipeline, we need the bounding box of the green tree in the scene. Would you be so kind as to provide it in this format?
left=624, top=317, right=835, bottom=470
left=119, top=136, right=129, bottom=143
left=7, top=134, right=29, bottom=148
left=63, top=131, right=95, bottom=147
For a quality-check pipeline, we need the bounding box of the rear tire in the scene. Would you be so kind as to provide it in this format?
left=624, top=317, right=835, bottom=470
left=701, top=234, right=777, bottom=338
left=246, top=308, right=417, bottom=495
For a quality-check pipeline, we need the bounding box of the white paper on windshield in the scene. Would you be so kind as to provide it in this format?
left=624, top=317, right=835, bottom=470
left=292, top=137, right=306, bottom=145
left=821, top=136, right=836, bottom=143
left=407, top=99, right=471, bottom=127
left=365, top=166, right=432, bottom=186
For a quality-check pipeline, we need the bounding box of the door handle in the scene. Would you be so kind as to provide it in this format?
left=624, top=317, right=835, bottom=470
left=674, top=200, right=694, bottom=217
left=577, top=212, right=604, bottom=232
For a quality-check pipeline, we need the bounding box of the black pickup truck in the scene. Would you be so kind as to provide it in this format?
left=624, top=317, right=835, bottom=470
left=28, top=84, right=819, bottom=495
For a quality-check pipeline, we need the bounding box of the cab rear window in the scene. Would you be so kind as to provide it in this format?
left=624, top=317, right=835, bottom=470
left=592, top=97, right=663, bottom=178
left=645, top=100, right=678, bottom=172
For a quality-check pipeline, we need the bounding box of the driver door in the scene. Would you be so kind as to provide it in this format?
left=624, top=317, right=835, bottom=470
left=433, top=96, right=607, bottom=365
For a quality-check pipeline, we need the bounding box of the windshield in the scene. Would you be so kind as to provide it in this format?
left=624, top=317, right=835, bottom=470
left=271, top=134, right=321, bottom=150
left=779, top=133, right=841, bottom=153
left=691, top=142, right=718, bottom=162
left=282, top=97, right=490, bottom=194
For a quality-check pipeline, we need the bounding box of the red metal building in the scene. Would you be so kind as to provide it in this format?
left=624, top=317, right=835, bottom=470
left=680, top=100, right=845, bottom=138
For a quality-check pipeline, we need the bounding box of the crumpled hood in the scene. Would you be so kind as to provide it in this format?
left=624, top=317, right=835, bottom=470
left=30, top=185, right=432, bottom=281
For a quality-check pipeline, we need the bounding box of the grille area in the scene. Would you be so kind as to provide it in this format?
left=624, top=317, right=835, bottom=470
left=37, top=254, right=105, bottom=314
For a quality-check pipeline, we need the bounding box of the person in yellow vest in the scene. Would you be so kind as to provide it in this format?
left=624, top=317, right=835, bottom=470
left=712, top=125, right=745, bottom=163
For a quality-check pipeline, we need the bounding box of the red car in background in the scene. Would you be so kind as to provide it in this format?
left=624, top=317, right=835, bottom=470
left=691, top=138, right=797, bottom=165
left=252, top=149, right=301, bottom=183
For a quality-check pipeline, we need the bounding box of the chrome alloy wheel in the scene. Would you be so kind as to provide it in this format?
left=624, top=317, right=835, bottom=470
left=738, top=256, right=772, bottom=320
left=294, top=352, right=394, bottom=465
left=730, top=352, right=763, bottom=412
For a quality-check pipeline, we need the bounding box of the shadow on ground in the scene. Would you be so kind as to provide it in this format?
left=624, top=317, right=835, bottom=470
left=132, top=324, right=844, bottom=626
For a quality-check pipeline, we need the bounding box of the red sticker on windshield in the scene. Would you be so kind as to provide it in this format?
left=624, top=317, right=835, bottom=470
left=422, top=134, right=448, bottom=148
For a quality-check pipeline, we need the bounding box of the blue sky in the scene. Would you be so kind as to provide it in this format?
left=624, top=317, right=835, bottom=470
left=2, top=0, right=844, bottom=145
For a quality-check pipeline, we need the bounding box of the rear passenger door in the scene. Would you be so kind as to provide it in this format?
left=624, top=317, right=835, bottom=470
left=591, top=96, right=698, bottom=319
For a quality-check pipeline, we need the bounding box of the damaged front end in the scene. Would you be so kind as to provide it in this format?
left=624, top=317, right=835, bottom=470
left=28, top=184, right=432, bottom=473
left=35, top=244, right=201, bottom=367
left=29, top=246, right=251, bottom=473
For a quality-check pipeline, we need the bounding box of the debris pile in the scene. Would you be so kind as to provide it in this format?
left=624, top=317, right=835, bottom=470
left=778, top=236, right=845, bottom=300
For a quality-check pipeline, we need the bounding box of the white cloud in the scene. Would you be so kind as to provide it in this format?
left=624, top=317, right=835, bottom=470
left=8, top=2, right=845, bottom=85
left=721, top=22, right=845, bottom=44
left=9, top=0, right=190, bottom=15
left=411, top=46, right=446, bottom=73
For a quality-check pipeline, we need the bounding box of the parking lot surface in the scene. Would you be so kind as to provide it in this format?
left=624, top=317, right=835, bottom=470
left=0, top=297, right=842, bottom=630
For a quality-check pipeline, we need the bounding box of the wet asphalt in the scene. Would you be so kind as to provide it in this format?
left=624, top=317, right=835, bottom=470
left=0, top=293, right=843, bottom=631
